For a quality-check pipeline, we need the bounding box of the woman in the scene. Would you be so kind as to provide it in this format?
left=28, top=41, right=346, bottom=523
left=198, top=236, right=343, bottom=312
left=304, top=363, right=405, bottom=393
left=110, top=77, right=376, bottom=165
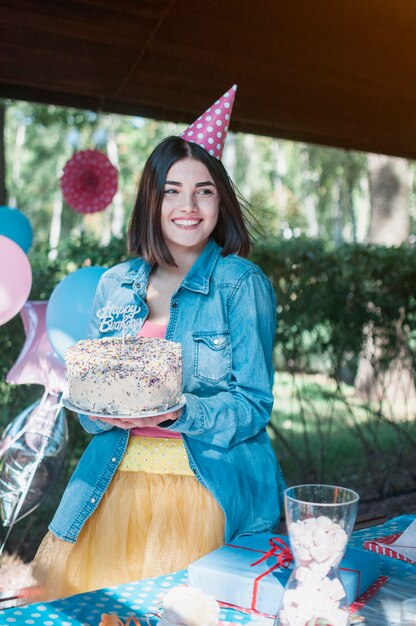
left=33, top=87, right=286, bottom=600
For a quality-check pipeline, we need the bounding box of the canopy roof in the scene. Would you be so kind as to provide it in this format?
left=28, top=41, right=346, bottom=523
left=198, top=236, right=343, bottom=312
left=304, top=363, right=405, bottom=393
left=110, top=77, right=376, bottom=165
left=1, top=1, right=415, bottom=158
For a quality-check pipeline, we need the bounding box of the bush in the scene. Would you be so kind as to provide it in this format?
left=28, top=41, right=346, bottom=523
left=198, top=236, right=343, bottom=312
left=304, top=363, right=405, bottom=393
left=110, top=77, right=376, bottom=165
left=252, top=237, right=416, bottom=377
left=251, top=237, right=416, bottom=499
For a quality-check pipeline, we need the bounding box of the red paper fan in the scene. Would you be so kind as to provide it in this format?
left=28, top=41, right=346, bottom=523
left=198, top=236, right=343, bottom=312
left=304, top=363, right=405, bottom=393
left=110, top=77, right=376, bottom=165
left=60, top=150, right=118, bottom=214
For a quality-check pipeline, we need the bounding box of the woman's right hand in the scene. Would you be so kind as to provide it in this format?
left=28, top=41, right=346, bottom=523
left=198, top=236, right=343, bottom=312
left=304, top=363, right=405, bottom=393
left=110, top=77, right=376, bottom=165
left=87, top=415, right=131, bottom=430
left=91, top=416, right=133, bottom=429
left=88, top=409, right=182, bottom=430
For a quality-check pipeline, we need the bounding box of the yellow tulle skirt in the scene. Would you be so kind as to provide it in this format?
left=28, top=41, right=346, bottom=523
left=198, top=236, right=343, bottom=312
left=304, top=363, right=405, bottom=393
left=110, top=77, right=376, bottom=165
left=32, top=470, right=225, bottom=601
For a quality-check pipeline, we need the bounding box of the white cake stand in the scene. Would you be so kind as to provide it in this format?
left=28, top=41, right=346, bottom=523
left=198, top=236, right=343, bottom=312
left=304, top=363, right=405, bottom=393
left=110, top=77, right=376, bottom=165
left=61, top=395, right=186, bottom=419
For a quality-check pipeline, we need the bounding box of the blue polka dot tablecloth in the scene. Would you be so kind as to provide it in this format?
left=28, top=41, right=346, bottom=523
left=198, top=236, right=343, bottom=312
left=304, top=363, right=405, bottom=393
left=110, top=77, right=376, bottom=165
left=0, top=515, right=415, bottom=626
left=0, top=570, right=271, bottom=626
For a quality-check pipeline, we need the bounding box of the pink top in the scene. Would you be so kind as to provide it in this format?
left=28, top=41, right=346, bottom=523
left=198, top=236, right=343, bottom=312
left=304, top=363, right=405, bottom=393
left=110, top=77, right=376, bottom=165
left=130, top=319, right=181, bottom=438
left=139, top=319, right=167, bottom=339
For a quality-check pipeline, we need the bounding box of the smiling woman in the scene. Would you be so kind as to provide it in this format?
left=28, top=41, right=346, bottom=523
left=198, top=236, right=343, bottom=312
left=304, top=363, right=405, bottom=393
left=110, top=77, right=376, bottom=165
left=160, top=158, right=219, bottom=258
left=129, top=134, right=251, bottom=267
left=32, top=87, right=286, bottom=601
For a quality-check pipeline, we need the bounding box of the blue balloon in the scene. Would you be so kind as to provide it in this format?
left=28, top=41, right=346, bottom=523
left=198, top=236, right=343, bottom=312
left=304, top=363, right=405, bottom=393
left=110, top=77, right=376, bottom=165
left=46, top=266, right=107, bottom=362
left=0, top=206, right=33, bottom=253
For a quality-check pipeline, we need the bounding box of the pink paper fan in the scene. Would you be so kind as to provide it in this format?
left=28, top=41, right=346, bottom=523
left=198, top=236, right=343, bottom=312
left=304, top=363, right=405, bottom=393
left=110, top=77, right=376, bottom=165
left=60, top=149, right=118, bottom=214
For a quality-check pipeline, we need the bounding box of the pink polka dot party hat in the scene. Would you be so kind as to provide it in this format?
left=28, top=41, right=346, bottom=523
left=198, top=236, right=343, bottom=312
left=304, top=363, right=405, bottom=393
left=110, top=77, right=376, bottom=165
left=180, top=84, right=237, bottom=159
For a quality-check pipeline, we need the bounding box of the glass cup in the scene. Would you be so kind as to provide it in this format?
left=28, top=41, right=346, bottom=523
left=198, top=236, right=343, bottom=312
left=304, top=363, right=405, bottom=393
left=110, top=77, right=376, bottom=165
left=274, top=484, right=359, bottom=626
left=401, top=599, right=416, bottom=625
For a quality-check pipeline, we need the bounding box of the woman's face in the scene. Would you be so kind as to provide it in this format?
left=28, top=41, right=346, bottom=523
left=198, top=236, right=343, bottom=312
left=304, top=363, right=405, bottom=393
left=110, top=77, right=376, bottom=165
left=160, top=157, right=219, bottom=257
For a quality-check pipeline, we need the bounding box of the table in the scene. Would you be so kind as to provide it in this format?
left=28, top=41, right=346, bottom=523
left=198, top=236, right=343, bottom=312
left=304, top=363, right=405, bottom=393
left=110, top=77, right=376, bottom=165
left=1, top=515, right=415, bottom=626
left=347, top=514, right=416, bottom=625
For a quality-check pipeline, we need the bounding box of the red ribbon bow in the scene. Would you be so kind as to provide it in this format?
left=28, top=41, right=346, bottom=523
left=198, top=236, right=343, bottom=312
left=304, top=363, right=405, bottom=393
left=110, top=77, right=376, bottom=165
left=251, top=537, right=294, bottom=570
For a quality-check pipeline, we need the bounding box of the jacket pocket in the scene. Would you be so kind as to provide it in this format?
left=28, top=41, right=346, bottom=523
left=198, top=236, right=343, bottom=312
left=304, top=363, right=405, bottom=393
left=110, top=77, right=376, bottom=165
left=192, top=331, right=231, bottom=383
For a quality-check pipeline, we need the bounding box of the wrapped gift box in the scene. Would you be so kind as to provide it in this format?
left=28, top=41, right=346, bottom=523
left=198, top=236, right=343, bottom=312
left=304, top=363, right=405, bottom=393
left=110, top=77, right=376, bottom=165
left=188, top=533, right=381, bottom=617
left=363, top=531, right=416, bottom=565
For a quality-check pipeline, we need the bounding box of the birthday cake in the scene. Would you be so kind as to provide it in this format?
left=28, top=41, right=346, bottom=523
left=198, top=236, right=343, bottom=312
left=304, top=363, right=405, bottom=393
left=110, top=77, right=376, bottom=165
left=65, top=336, right=183, bottom=415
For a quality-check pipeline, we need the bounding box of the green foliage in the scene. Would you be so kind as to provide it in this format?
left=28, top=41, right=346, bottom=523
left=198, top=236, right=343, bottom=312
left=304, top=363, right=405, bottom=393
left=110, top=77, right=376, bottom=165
left=3, top=99, right=379, bottom=254
left=252, top=237, right=416, bottom=500
left=3, top=99, right=182, bottom=247
left=252, top=237, right=416, bottom=376
left=299, top=146, right=368, bottom=242
left=1, top=235, right=416, bottom=557
left=269, top=372, right=416, bottom=500
left=2, top=97, right=416, bottom=556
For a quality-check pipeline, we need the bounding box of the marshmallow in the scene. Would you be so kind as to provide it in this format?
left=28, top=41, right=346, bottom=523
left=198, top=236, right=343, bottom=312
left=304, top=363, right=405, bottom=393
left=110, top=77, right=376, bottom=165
left=327, top=577, right=346, bottom=602
left=158, top=586, right=219, bottom=626
left=310, top=542, right=334, bottom=563
left=278, top=515, right=349, bottom=626
left=316, top=515, right=334, bottom=530
left=312, top=527, right=328, bottom=546
left=296, top=546, right=313, bottom=563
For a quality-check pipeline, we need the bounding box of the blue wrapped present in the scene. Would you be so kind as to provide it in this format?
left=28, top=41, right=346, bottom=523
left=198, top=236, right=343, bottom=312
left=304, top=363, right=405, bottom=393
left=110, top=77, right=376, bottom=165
left=188, top=533, right=380, bottom=617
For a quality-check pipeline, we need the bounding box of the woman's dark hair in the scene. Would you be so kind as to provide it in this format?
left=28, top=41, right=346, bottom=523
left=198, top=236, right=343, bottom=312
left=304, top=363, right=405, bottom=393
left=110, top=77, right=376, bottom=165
left=128, top=136, right=251, bottom=266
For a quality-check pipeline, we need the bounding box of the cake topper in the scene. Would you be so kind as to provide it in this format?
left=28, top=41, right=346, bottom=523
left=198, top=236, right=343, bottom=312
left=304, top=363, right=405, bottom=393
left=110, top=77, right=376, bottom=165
left=180, top=84, right=237, bottom=159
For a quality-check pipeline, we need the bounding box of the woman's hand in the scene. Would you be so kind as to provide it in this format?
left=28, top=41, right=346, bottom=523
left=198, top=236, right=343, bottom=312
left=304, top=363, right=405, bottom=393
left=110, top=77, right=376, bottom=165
left=88, top=408, right=182, bottom=430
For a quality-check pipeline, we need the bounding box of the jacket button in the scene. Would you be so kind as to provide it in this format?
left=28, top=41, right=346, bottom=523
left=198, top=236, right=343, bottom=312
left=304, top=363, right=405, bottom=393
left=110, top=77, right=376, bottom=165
left=171, top=302, right=177, bottom=308
left=90, top=497, right=96, bottom=504
left=111, top=457, right=117, bottom=462
left=213, top=339, right=220, bottom=345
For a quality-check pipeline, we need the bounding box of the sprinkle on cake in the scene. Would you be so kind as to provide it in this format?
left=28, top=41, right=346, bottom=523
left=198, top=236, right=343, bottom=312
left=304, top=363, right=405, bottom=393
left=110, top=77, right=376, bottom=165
left=65, top=336, right=183, bottom=415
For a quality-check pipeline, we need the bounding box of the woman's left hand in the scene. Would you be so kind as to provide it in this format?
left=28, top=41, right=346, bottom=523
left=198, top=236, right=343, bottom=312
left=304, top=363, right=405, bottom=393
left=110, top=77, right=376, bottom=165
left=95, top=408, right=182, bottom=430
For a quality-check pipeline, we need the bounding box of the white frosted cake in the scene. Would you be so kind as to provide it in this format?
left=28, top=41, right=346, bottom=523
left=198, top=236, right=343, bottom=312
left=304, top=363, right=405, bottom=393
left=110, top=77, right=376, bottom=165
left=65, top=336, right=182, bottom=415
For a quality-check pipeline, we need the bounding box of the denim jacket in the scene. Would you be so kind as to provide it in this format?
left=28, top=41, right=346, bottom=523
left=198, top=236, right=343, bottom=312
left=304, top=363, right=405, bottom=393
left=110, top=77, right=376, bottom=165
left=50, top=239, right=286, bottom=543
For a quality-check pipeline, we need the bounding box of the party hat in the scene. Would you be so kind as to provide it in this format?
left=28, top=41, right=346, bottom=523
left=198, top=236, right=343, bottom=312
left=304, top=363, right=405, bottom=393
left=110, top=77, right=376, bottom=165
left=180, top=84, right=237, bottom=159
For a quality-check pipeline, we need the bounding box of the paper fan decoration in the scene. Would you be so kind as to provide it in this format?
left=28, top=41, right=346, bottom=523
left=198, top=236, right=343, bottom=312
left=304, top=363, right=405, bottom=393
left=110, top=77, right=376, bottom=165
left=60, top=150, right=118, bottom=214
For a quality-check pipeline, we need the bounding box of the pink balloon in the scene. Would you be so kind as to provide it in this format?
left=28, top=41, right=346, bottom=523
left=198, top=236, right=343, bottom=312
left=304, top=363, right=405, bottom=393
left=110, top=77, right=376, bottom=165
left=0, top=234, right=32, bottom=325
left=6, top=301, right=66, bottom=393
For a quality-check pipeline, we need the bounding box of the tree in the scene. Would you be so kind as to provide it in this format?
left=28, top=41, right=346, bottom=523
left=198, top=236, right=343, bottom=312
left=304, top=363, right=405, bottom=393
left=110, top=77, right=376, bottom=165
left=367, top=154, right=410, bottom=245
left=355, top=154, right=416, bottom=414
left=302, top=145, right=367, bottom=243
left=2, top=100, right=181, bottom=252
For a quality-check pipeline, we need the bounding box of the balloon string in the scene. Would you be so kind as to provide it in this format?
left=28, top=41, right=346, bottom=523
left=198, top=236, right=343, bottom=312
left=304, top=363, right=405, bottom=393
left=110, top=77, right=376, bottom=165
left=0, top=388, right=50, bottom=458
left=0, top=394, right=63, bottom=557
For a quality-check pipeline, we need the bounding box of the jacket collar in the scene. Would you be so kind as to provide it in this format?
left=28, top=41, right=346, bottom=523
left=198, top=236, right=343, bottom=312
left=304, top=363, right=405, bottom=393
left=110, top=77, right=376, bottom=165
left=180, top=238, right=221, bottom=294
left=121, top=258, right=153, bottom=296
left=121, top=238, right=221, bottom=295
